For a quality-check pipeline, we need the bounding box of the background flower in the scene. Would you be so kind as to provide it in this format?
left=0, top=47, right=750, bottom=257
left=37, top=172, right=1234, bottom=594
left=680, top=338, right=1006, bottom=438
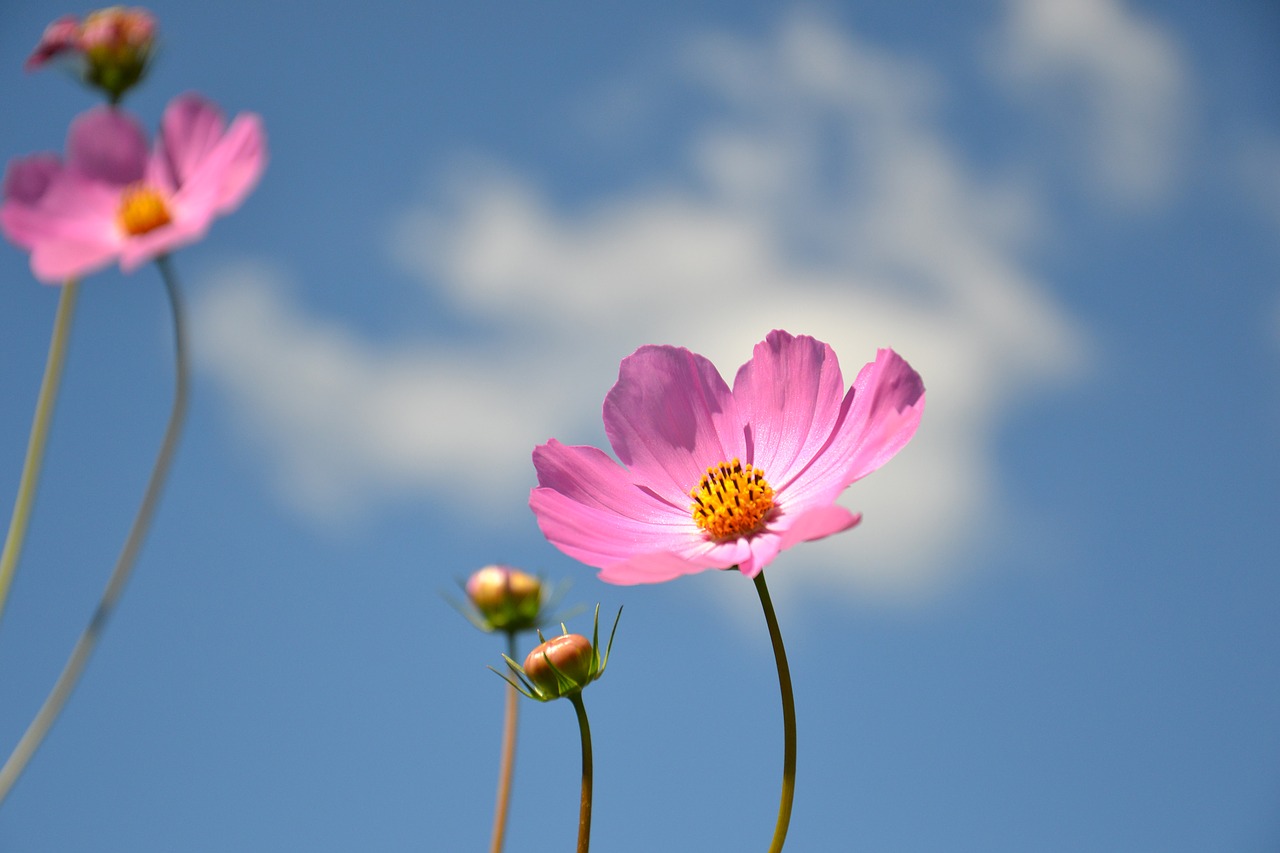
left=0, top=92, right=265, bottom=283
left=530, top=331, right=925, bottom=584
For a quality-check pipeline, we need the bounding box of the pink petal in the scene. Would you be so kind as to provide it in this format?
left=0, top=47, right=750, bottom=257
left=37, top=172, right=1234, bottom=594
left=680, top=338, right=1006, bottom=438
left=156, top=93, right=227, bottom=187
left=602, top=345, right=746, bottom=506
left=597, top=552, right=717, bottom=585
left=67, top=107, right=148, bottom=185
left=593, top=532, right=758, bottom=584
left=781, top=348, right=924, bottom=509
left=530, top=488, right=701, bottom=568
left=2, top=158, right=64, bottom=250
left=533, top=439, right=685, bottom=520
left=166, top=111, right=266, bottom=217
left=732, top=330, right=847, bottom=487
left=30, top=237, right=119, bottom=282
left=776, top=504, right=861, bottom=550
left=208, top=113, right=267, bottom=213
left=734, top=533, right=784, bottom=578
left=531, top=440, right=699, bottom=572
left=5, top=175, right=122, bottom=282
left=3, top=154, right=63, bottom=206
left=731, top=506, right=859, bottom=578
left=25, top=16, right=80, bottom=71
left=841, top=348, right=926, bottom=482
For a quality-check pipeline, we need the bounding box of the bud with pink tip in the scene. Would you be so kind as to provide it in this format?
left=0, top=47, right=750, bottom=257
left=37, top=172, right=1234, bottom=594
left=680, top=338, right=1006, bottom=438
left=465, top=564, right=544, bottom=633
left=496, top=605, right=621, bottom=702
left=523, top=634, right=594, bottom=698
left=25, top=7, right=157, bottom=103
left=25, top=16, right=81, bottom=71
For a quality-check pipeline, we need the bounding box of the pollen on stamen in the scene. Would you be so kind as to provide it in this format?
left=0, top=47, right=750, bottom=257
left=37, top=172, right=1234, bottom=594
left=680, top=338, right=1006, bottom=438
left=117, top=183, right=171, bottom=236
left=690, top=458, right=775, bottom=541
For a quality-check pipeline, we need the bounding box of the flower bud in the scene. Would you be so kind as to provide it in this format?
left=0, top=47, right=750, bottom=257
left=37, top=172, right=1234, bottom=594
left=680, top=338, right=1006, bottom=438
left=494, top=604, right=619, bottom=702
left=465, top=565, right=543, bottom=632
left=26, top=7, right=157, bottom=103
left=523, top=634, right=594, bottom=699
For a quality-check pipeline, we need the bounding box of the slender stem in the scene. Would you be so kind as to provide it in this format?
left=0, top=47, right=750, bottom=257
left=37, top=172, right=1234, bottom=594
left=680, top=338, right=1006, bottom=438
left=753, top=570, right=796, bottom=853
left=0, top=258, right=188, bottom=805
left=569, top=692, right=593, bottom=853
left=488, top=631, right=521, bottom=853
left=0, top=281, right=81, bottom=628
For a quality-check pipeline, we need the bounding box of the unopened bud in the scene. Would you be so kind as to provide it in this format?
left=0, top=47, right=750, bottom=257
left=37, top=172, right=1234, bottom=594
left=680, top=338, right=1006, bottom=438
left=523, top=634, right=594, bottom=698
left=465, top=565, right=543, bottom=632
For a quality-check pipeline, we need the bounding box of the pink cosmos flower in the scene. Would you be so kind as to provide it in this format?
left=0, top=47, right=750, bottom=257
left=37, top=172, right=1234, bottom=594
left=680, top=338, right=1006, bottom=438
left=530, top=330, right=925, bottom=585
left=1, top=93, right=265, bottom=283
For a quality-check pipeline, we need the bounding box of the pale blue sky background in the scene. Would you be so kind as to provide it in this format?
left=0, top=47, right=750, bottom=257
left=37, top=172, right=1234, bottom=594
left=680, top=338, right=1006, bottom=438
left=1, top=1, right=1278, bottom=850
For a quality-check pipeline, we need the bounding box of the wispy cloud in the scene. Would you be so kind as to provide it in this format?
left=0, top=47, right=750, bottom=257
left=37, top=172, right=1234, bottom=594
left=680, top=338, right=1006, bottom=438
left=990, top=0, right=1189, bottom=206
left=194, top=11, right=1089, bottom=597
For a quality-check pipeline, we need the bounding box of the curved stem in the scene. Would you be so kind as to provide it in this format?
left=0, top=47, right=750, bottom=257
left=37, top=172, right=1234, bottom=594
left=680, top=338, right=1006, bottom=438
left=0, top=281, right=81, bottom=628
left=753, top=570, right=796, bottom=853
left=569, top=692, right=593, bottom=853
left=488, top=630, right=521, bottom=853
left=0, top=258, right=188, bottom=805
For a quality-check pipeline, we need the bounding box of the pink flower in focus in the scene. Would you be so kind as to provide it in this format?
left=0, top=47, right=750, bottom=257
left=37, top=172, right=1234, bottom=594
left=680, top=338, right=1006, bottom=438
left=530, top=331, right=925, bottom=585
left=1, top=93, right=266, bottom=283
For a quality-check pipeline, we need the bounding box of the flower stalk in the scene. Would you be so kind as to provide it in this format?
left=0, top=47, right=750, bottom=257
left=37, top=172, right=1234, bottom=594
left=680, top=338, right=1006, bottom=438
left=0, top=256, right=188, bottom=804
left=0, top=280, right=80, bottom=628
left=489, top=630, right=521, bottom=853
left=753, top=570, right=796, bottom=853
left=570, top=691, right=594, bottom=853
left=494, top=607, right=618, bottom=852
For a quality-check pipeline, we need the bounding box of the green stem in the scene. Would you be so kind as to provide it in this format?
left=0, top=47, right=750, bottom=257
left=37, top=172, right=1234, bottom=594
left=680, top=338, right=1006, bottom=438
left=753, top=570, right=796, bottom=853
left=0, top=281, right=81, bottom=628
left=569, top=691, right=593, bottom=853
left=489, top=631, right=521, bottom=853
left=0, top=258, right=188, bottom=805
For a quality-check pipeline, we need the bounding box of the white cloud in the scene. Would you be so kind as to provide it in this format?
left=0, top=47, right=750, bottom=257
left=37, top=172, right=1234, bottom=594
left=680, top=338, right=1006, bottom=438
left=194, top=12, right=1088, bottom=598
left=991, top=0, right=1188, bottom=205
left=193, top=263, right=572, bottom=519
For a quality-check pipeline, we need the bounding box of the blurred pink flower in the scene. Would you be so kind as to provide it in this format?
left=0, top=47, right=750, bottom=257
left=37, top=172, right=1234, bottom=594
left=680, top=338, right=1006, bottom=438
left=530, top=330, right=925, bottom=585
left=1, top=93, right=265, bottom=283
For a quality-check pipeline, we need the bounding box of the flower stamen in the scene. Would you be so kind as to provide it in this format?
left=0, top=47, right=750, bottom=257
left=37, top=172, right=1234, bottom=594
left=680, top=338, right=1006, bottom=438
left=690, top=458, right=774, bottom=541
left=117, top=183, right=171, bottom=235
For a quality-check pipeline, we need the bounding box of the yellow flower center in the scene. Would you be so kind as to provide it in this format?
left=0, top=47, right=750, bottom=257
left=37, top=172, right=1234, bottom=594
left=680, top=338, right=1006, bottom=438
left=690, top=458, right=775, bottom=541
left=117, top=184, right=171, bottom=236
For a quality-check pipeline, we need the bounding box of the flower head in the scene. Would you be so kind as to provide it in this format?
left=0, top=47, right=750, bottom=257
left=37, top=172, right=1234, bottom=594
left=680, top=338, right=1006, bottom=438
left=530, top=330, right=925, bottom=584
left=1, top=92, right=266, bottom=283
left=497, top=605, right=621, bottom=702
left=26, top=7, right=157, bottom=102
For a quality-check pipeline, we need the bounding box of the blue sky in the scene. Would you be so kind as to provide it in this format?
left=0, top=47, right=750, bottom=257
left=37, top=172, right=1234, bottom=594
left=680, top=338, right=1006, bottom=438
left=1, top=1, right=1278, bottom=850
